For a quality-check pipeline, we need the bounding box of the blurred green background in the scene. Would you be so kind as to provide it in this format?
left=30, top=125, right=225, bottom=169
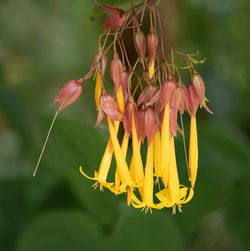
left=0, top=0, right=250, bottom=250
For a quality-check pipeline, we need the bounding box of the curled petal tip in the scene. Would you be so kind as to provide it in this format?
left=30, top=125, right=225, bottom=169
left=96, top=1, right=124, bottom=14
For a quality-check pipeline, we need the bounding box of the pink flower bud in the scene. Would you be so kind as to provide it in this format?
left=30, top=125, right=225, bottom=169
left=137, top=84, right=158, bottom=106
left=160, top=76, right=176, bottom=109
left=94, top=50, right=107, bottom=76
left=123, top=100, right=138, bottom=135
left=175, top=84, right=184, bottom=114
left=121, top=67, right=129, bottom=104
left=137, top=107, right=146, bottom=142
left=187, top=83, right=199, bottom=116
left=53, top=80, right=83, bottom=111
left=95, top=91, right=123, bottom=127
left=147, top=31, right=158, bottom=63
left=169, top=106, right=178, bottom=137
left=96, top=1, right=127, bottom=30
left=104, top=13, right=127, bottom=30
left=144, top=107, right=158, bottom=144
left=84, top=50, right=107, bottom=80
left=183, top=84, right=191, bottom=115
left=135, top=30, right=146, bottom=59
left=192, top=72, right=205, bottom=106
left=110, top=54, right=123, bottom=91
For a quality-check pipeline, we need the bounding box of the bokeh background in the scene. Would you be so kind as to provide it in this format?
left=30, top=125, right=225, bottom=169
left=1, top=0, right=250, bottom=250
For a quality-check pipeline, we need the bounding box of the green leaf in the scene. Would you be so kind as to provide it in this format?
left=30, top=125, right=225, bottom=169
left=16, top=209, right=103, bottom=251
left=175, top=120, right=250, bottom=235
left=0, top=86, right=32, bottom=145
left=102, top=213, right=183, bottom=251
left=223, top=175, right=250, bottom=250
left=51, top=117, right=120, bottom=227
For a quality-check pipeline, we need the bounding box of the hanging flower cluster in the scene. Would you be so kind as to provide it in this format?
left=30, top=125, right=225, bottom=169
left=36, top=0, right=212, bottom=214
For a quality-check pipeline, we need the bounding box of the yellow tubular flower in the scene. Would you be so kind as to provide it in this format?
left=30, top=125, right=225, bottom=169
left=127, top=155, right=135, bottom=206
left=107, top=117, right=133, bottom=189
left=114, top=132, right=129, bottom=195
left=189, top=116, right=198, bottom=188
left=153, top=128, right=161, bottom=178
left=148, top=60, right=155, bottom=80
left=143, top=142, right=154, bottom=206
left=132, top=142, right=164, bottom=212
left=160, top=103, right=170, bottom=187
left=156, top=137, right=194, bottom=209
left=127, top=139, right=141, bottom=206
left=131, top=110, right=144, bottom=196
left=95, top=72, right=102, bottom=110
left=80, top=121, right=120, bottom=191
left=168, top=136, right=180, bottom=204
left=116, top=85, right=124, bottom=114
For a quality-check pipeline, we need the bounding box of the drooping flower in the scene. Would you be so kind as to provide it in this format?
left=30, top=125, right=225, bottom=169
left=36, top=0, right=213, bottom=214
left=96, top=1, right=127, bottom=30
left=52, top=79, right=83, bottom=111
left=147, top=30, right=158, bottom=80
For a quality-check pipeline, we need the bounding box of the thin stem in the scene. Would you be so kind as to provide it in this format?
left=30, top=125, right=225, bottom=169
left=113, top=31, right=118, bottom=54
left=118, top=39, right=125, bottom=65
left=154, top=5, right=173, bottom=49
left=140, top=0, right=147, bottom=24
left=102, top=30, right=111, bottom=49
left=153, top=5, right=164, bottom=56
left=33, top=109, right=60, bottom=176
left=120, top=37, right=132, bottom=69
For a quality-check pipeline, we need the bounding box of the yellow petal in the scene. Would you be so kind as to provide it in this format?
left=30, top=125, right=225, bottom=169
left=179, top=187, right=194, bottom=204
left=95, top=72, right=102, bottom=110
left=155, top=189, right=175, bottom=208
left=143, top=142, right=154, bottom=205
left=97, top=121, right=119, bottom=182
left=115, top=132, right=129, bottom=194
left=132, top=110, right=144, bottom=196
left=189, top=116, right=198, bottom=188
left=107, top=117, right=132, bottom=188
left=160, top=103, right=170, bottom=187
left=148, top=60, right=155, bottom=80
left=79, top=167, right=114, bottom=190
left=116, top=84, right=124, bottom=114
left=167, top=136, right=180, bottom=204
left=153, top=129, right=161, bottom=177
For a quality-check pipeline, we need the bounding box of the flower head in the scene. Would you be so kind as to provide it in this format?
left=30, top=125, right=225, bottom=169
left=37, top=0, right=213, bottom=214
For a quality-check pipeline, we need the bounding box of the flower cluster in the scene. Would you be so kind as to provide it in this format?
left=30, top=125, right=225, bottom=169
left=52, top=0, right=212, bottom=213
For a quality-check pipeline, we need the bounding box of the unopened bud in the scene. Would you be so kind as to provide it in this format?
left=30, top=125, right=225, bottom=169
left=135, top=30, right=146, bottom=59
left=137, top=84, right=158, bottom=106
left=137, top=107, right=146, bottom=142
left=160, top=76, right=177, bottom=109
left=187, top=83, right=199, bottom=116
left=121, top=67, right=129, bottom=103
left=147, top=31, right=158, bottom=63
left=191, top=72, right=205, bottom=106
left=53, top=80, right=83, bottom=111
left=96, top=91, right=123, bottom=127
left=110, top=54, right=123, bottom=91
left=96, top=1, right=127, bottom=31
left=175, top=84, right=184, bottom=114
left=123, top=100, right=138, bottom=135
left=144, top=107, right=158, bottom=144
left=104, top=12, right=127, bottom=30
